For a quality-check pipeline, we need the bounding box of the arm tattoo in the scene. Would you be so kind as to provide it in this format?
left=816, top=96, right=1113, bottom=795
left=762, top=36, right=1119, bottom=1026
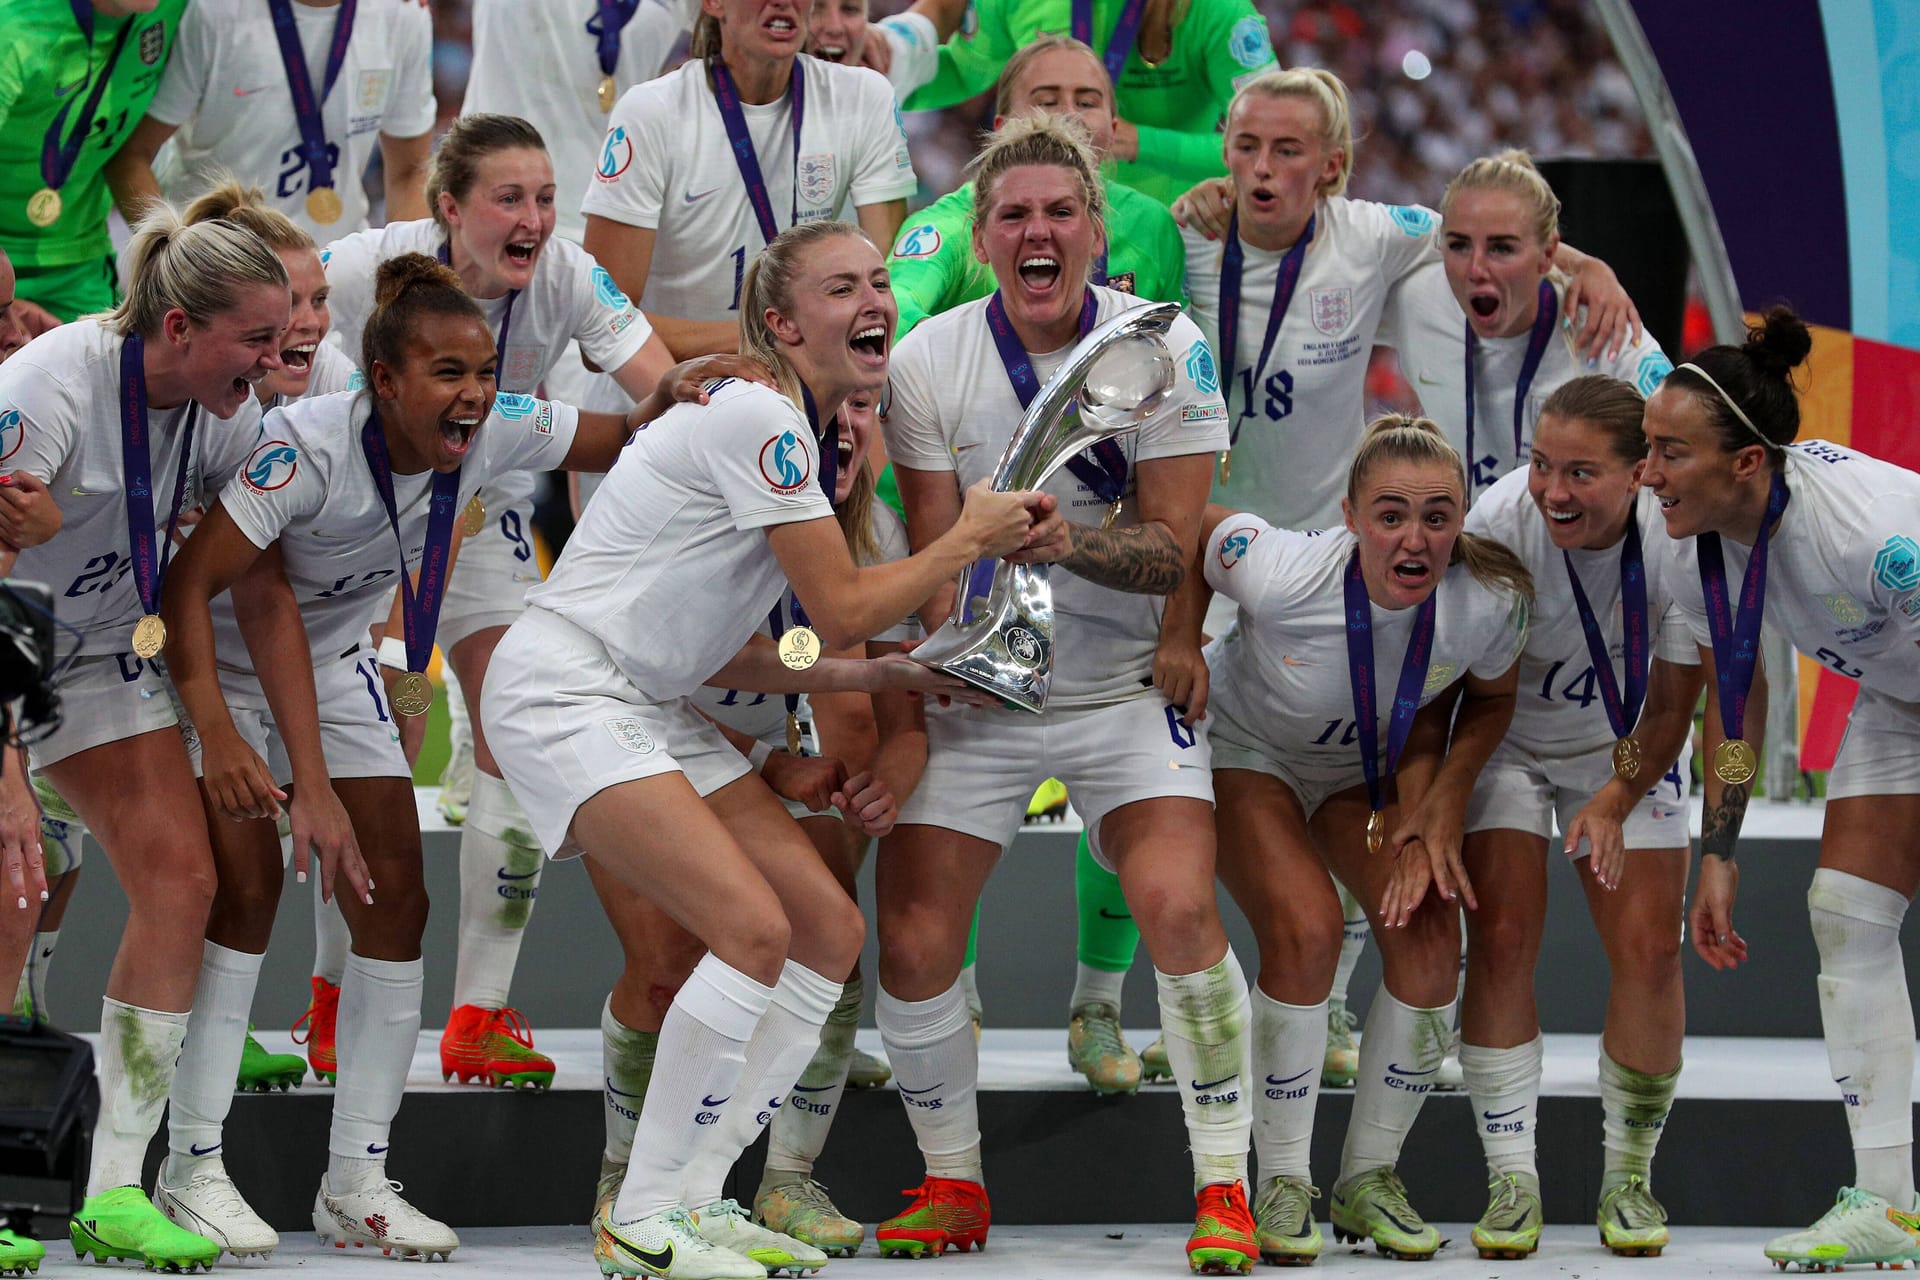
left=1059, top=521, right=1185, bottom=596
left=1700, top=780, right=1751, bottom=863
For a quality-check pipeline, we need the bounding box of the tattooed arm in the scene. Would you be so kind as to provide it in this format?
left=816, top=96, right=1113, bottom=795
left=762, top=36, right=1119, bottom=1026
left=1691, top=639, right=1766, bottom=971
left=1012, top=453, right=1214, bottom=595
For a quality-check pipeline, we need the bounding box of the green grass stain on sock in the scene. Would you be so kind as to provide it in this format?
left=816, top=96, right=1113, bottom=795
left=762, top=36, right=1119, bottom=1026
left=496, top=843, right=542, bottom=929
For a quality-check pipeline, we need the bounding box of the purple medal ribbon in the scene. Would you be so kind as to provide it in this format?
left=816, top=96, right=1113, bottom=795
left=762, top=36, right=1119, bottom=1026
left=984, top=287, right=1125, bottom=505
left=1563, top=510, right=1647, bottom=739
left=117, top=333, right=198, bottom=627
left=266, top=0, right=358, bottom=203
left=41, top=0, right=140, bottom=197
left=1696, top=468, right=1790, bottom=743
left=1342, top=547, right=1437, bottom=819
left=1071, top=0, right=1149, bottom=86
left=436, top=241, right=523, bottom=390
left=799, top=383, right=838, bottom=508
left=771, top=596, right=804, bottom=725
left=712, top=59, right=805, bottom=246
left=1218, top=207, right=1313, bottom=451
left=585, top=0, right=642, bottom=80
left=360, top=407, right=463, bottom=673
left=1464, top=276, right=1557, bottom=489
left=1092, top=248, right=1108, bottom=287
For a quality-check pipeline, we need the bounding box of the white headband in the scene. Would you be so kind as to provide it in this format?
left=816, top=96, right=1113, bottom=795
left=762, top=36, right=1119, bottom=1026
left=1675, top=361, right=1777, bottom=451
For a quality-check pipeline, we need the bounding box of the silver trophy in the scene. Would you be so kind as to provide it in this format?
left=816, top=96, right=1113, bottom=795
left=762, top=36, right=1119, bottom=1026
left=910, top=299, right=1181, bottom=712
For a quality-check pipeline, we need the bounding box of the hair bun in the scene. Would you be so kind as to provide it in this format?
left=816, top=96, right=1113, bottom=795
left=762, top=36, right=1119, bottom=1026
left=1744, top=304, right=1812, bottom=380
left=373, top=252, right=463, bottom=307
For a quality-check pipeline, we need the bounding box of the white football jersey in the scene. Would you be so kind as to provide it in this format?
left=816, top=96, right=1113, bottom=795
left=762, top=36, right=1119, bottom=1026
left=1203, top=518, right=1528, bottom=765
left=581, top=55, right=917, bottom=322
left=1381, top=264, right=1674, bottom=496
left=145, top=0, right=435, bottom=240
left=695, top=499, right=921, bottom=742
left=885, top=287, right=1230, bottom=706
left=1664, top=441, right=1920, bottom=704
left=874, top=13, right=940, bottom=100
left=321, top=219, right=653, bottom=508
left=529, top=378, right=835, bottom=699
left=214, top=390, right=579, bottom=669
left=1184, top=196, right=1440, bottom=532
left=0, top=321, right=263, bottom=656
left=462, top=0, right=698, bottom=246
left=1464, top=467, right=1698, bottom=758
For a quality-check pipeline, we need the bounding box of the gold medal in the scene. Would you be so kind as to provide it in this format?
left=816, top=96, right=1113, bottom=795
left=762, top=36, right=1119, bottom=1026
left=1102, top=498, right=1122, bottom=531
left=1366, top=809, right=1385, bottom=855
left=1713, top=738, right=1757, bottom=786
left=1217, top=450, right=1232, bottom=485
left=597, top=73, right=616, bottom=113
left=305, top=186, right=343, bottom=225
left=785, top=713, right=803, bottom=755
left=461, top=495, right=487, bottom=538
left=390, top=671, right=433, bottom=717
left=26, top=187, right=61, bottom=228
left=132, top=613, right=166, bottom=659
left=1611, top=737, right=1642, bottom=782
left=777, top=626, right=819, bottom=671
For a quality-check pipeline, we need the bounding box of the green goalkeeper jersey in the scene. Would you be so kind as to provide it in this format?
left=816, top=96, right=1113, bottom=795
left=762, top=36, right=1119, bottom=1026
left=887, top=173, right=1188, bottom=341
left=0, top=0, right=189, bottom=269
left=903, top=0, right=1277, bottom=207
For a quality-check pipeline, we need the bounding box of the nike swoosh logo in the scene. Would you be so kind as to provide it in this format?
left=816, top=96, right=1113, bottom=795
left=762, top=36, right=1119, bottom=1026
left=605, top=1078, right=645, bottom=1098
left=700, top=1094, right=730, bottom=1107
left=954, top=442, right=981, bottom=452
left=366, top=1143, right=389, bottom=1155
left=1416, top=373, right=1442, bottom=386
left=1280, top=655, right=1317, bottom=667
left=898, top=1082, right=943, bottom=1095
left=56, top=77, right=85, bottom=98
left=71, top=487, right=99, bottom=497
left=190, top=1142, right=221, bottom=1156
left=1097, top=907, right=1133, bottom=920
left=1386, top=1063, right=1437, bottom=1077
left=792, top=1083, right=836, bottom=1092
left=1483, top=1106, right=1525, bottom=1120
left=1265, top=1069, right=1312, bottom=1086
left=1191, top=1074, right=1237, bottom=1090
left=682, top=186, right=723, bottom=204
left=496, top=867, right=539, bottom=881
left=602, top=1224, right=674, bottom=1271
left=233, top=85, right=271, bottom=97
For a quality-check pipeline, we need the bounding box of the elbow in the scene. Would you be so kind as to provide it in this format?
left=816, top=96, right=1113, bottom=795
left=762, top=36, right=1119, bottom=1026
left=816, top=622, right=866, bottom=653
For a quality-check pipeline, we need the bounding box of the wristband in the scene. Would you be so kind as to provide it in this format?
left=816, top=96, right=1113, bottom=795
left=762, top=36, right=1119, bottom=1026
left=747, top=740, right=774, bottom=772
left=376, top=635, right=409, bottom=671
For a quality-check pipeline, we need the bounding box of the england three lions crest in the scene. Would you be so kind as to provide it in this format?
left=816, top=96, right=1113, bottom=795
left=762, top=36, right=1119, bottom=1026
left=799, top=154, right=836, bottom=212
left=1310, top=287, right=1351, bottom=336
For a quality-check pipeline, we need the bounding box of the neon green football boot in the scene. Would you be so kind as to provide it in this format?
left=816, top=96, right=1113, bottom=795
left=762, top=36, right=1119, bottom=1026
left=1763, top=1186, right=1920, bottom=1272
left=69, top=1186, right=219, bottom=1272
left=1251, top=1175, right=1321, bottom=1266
left=1067, top=1002, right=1141, bottom=1095
left=1472, top=1171, right=1542, bottom=1259
left=1598, top=1173, right=1671, bottom=1257
left=235, top=1025, right=305, bottom=1092
left=1330, top=1166, right=1440, bottom=1260
left=0, top=1226, right=44, bottom=1276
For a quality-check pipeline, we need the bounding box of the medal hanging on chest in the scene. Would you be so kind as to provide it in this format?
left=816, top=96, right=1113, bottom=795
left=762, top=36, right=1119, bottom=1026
left=1215, top=208, right=1313, bottom=487
left=1562, top=511, right=1650, bottom=781
left=117, top=333, right=199, bottom=660
left=361, top=406, right=463, bottom=717
left=774, top=389, right=840, bottom=670
left=586, top=0, right=641, bottom=112
left=1696, top=470, right=1790, bottom=785
left=266, top=0, right=358, bottom=225
left=35, top=0, right=141, bottom=229
left=1342, top=549, right=1436, bottom=853
left=986, top=289, right=1128, bottom=527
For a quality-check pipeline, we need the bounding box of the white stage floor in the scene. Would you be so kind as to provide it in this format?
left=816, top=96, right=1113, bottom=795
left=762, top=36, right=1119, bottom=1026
left=14, top=1223, right=1811, bottom=1276
left=200, top=1027, right=1851, bottom=1103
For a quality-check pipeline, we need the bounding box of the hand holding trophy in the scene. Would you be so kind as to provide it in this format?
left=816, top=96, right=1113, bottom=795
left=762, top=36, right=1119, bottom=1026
left=909, top=300, right=1181, bottom=711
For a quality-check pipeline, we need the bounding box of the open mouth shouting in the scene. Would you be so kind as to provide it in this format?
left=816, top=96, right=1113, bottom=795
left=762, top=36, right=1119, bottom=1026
left=280, top=340, right=317, bottom=374
left=849, top=323, right=887, bottom=370
left=1390, top=556, right=1433, bottom=591
left=812, top=40, right=848, bottom=60
left=440, top=412, right=481, bottom=459
left=503, top=239, right=539, bottom=268
left=765, top=13, right=800, bottom=42
left=1245, top=184, right=1278, bottom=215
left=1017, top=255, right=1062, bottom=296
left=1468, top=289, right=1502, bottom=323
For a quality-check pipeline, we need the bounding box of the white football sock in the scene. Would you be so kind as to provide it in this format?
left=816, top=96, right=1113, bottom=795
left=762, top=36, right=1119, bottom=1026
left=612, top=954, right=770, bottom=1221
left=602, top=996, right=658, bottom=1166
left=14, top=928, right=58, bottom=1019
left=958, top=963, right=982, bottom=1023
left=327, top=952, right=423, bottom=1189
left=1810, top=867, right=1916, bottom=1207
left=89, top=998, right=188, bottom=1194
left=452, top=771, right=543, bottom=1010
left=764, top=974, right=862, bottom=1181
left=1461, top=1033, right=1544, bottom=1177
left=683, top=961, right=840, bottom=1208
left=311, top=878, right=350, bottom=987
left=1331, top=879, right=1369, bottom=1006
left=1155, top=949, right=1253, bottom=1191
left=877, top=981, right=981, bottom=1182
left=165, top=942, right=263, bottom=1183
left=1341, top=988, right=1453, bottom=1179
left=1251, top=986, right=1325, bottom=1182
left=1598, top=1047, right=1680, bottom=1190
left=1069, top=962, right=1125, bottom=1014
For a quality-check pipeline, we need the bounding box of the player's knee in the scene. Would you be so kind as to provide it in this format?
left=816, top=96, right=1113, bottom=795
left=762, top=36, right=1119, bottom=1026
left=876, top=917, right=960, bottom=991
left=726, top=912, right=793, bottom=980
left=210, top=859, right=285, bottom=932
left=130, top=844, right=218, bottom=923
left=1467, top=903, right=1539, bottom=974
left=1260, top=906, right=1344, bottom=981
left=1610, top=918, right=1681, bottom=987
left=817, top=896, right=867, bottom=971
